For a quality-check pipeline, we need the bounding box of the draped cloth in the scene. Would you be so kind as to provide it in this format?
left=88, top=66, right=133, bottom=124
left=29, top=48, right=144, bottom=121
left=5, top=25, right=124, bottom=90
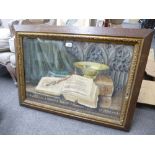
left=23, top=38, right=77, bottom=85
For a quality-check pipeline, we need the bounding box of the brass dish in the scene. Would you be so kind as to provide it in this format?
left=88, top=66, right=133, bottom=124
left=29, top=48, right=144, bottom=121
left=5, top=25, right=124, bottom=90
left=74, top=61, right=109, bottom=79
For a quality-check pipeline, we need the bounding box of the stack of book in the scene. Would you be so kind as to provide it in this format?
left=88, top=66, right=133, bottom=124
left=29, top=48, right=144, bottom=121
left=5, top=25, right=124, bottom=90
left=95, top=75, right=114, bottom=108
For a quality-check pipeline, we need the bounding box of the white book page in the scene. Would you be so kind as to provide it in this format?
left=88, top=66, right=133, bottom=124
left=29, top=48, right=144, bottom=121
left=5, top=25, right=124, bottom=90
left=62, top=75, right=93, bottom=97
left=35, top=77, right=64, bottom=96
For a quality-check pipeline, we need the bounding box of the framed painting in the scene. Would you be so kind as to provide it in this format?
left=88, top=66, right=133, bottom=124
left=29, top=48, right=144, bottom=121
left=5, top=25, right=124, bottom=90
left=15, top=26, right=154, bottom=130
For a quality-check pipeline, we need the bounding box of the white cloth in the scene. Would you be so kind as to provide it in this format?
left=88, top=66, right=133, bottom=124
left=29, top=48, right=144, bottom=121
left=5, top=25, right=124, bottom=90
left=9, top=37, right=15, bottom=53
left=10, top=54, right=16, bottom=67
left=0, top=28, right=10, bottom=51
left=0, top=52, right=13, bottom=65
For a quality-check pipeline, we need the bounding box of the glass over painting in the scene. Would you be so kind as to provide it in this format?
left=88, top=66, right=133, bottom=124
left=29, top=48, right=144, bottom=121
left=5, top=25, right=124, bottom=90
left=23, top=37, right=134, bottom=121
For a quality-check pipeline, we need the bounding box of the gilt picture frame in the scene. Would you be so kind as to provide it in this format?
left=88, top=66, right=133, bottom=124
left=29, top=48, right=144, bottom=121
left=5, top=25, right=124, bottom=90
left=15, top=25, right=154, bottom=130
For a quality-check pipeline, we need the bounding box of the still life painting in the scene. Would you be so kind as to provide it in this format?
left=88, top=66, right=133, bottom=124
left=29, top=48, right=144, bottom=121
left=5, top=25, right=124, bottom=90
left=24, top=38, right=133, bottom=117
left=15, top=26, right=153, bottom=130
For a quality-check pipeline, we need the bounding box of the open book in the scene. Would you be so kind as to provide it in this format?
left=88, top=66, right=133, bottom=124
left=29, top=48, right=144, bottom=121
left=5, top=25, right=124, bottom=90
left=35, top=74, right=99, bottom=108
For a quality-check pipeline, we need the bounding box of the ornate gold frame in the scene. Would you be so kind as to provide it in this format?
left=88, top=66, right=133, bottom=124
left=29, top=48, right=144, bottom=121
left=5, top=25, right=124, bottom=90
left=15, top=26, right=153, bottom=130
